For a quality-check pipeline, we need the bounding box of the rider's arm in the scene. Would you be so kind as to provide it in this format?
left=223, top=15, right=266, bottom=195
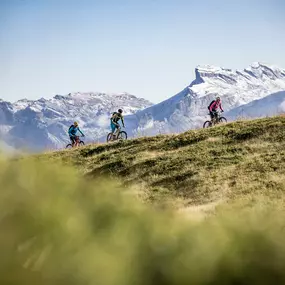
left=121, top=116, right=125, bottom=127
left=78, top=128, right=85, bottom=136
left=219, top=102, right=224, bottom=112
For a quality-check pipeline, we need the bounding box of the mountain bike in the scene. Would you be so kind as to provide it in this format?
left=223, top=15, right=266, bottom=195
left=203, top=111, right=227, bottom=128
left=106, top=126, right=128, bottom=142
left=66, top=136, right=85, bottom=149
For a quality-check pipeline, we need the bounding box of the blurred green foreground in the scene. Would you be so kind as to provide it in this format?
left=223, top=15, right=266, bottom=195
left=1, top=157, right=285, bottom=285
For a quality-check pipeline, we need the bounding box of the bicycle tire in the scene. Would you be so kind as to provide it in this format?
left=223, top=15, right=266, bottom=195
left=66, top=144, right=72, bottom=149
left=203, top=121, right=212, bottom=128
left=118, top=131, right=128, bottom=140
left=79, top=141, right=85, bottom=146
left=107, top=133, right=113, bottom=142
left=219, top=117, right=227, bottom=123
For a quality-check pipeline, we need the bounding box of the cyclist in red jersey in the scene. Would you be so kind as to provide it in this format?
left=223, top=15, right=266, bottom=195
left=208, top=97, right=224, bottom=121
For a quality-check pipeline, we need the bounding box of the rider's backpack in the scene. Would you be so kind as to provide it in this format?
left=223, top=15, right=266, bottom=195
left=111, top=112, right=120, bottom=122
left=68, top=125, right=76, bottom=135
left=208, top=100, right=216, bottom=110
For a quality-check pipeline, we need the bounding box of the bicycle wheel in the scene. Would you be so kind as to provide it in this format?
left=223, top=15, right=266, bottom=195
left=66, top=144, right=72, bottom=149
left=203, top=121, right=212, bottom=128
left=107, top=133, right=113, bottom=142
left=219, top=117, right=227, bottom=124
left=79, top=141, right=85, bottom=146
left=118, top=131, right=127, bottom=140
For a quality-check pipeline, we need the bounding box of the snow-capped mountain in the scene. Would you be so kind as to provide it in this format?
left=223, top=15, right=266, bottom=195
left=124, top=62, right=285, bottom=136
left=1, top=62, right=284, bottom=151
left=0, top=92, right=152, bottom=151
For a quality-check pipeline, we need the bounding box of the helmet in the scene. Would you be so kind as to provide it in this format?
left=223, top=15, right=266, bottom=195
left=118, top=109, right=123, bottom=114
left=216, top=96, right=220, bottom=100
left=74, top=121, right=78, bottom=126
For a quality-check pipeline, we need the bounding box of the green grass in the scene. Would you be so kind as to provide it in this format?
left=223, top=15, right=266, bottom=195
left=40, top=116, right=285, bottom=209
left=2, top=155, right=285, bottom=284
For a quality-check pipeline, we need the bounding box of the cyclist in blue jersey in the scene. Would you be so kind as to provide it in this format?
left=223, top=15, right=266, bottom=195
left=68, top=121, right=85, bottom=147
left=110, top=109, right=125, bottom=140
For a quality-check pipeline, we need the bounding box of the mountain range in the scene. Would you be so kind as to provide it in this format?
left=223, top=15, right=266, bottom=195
left=123, top=62, right=285, bottom=137
left=1, top=62, right=285, bottom=152
left=0, top=93, right=152, bottom=151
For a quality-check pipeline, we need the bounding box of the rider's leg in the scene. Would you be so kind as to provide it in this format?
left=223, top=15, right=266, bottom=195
left=110, top=121, right=116, bottom=140
left=214, top=111, right=218, bottom=122
left=70, top=136, right=75, bottom=147
left=114, top=125, right=120, bottom=138
left=75, top=136, right=79, bottom=147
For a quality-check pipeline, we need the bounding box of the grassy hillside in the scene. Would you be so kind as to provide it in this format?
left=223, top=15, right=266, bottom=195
left=1, top=116, right=285, bottom=284
left=41, top=116, right=285, bottom=209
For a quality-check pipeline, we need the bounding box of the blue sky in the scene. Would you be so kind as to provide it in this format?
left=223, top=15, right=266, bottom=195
left=1, top=0, right=285, bottom=103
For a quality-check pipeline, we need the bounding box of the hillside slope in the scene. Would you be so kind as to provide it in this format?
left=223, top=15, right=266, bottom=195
left=42, top=116, right=285, bottom=208
left=4, top=133, right=285, bottom=285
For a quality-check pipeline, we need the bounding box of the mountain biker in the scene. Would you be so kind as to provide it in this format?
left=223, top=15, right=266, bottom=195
left=68, top=121, right=85, bottom=147
left=208, top=96, right=224, bottom=121
left=110, top=109, right=125, bottom=139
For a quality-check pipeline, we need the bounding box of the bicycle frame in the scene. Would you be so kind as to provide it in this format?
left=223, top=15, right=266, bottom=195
left=72, top=136, right=82, bottom=147
left=210, top=111, right=221, bottom=123
left=114, top=125, right=122, bottom=139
